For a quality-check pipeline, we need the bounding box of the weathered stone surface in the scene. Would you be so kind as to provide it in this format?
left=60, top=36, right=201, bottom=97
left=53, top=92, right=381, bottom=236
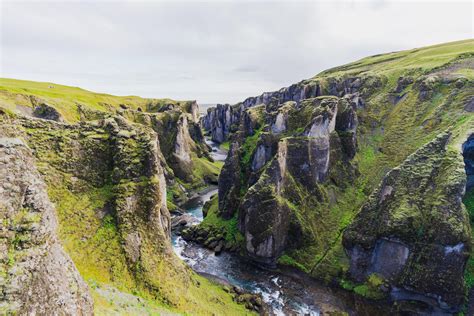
left=394, top=76, right=414, bottom=93
left=0, top=138, right=92, bottom=314
left=218, top=142, right=241, bottom=219
left=343, top=133, right=471, bottom=311
left=240, top=141, right=292, bottom=264
left=465, top=97, right=474, bottom=112
left=33, top=103, right=64, bottom=122
left=171, top=214, right=199, bottom=234
left=171, top=115, right=193, bottom=180
left=202, top=103, right=242, bottom=143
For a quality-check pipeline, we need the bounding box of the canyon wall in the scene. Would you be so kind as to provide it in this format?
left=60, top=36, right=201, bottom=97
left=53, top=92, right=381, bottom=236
left=199, top=41, right=474, bottom=312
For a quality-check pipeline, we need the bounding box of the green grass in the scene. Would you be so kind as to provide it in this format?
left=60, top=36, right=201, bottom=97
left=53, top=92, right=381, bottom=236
left=241, top=126, right=264, bottom=167
left=0, top=77, right=189, bottom=122
left=220, top=141, right=230, bottom=151
left=200, top=195, right=244, bottom=245
left=319, top=39, right=474, bottom=78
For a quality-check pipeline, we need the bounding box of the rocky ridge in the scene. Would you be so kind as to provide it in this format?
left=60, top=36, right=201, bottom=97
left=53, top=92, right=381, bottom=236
left=198, top=40, right=474, bottom=312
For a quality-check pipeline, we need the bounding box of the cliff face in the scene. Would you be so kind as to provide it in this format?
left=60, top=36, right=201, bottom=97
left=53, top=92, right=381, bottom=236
left=0, top=98, right=248, bottom=314
left=213, top=97, right=358, bottom=265
left=202, top=74, right=370, bottom=144
left=120, top=102, right=219, bottom=188
left=0, top=137, right=93, bottom=315
left=240, top=98, right=358, bottom=264
left=199, top=40, right=474, bottom=311
left=343, top=133, right=471, bottom=311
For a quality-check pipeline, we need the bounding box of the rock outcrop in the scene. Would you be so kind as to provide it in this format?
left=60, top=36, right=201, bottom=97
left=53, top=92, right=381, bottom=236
left=201, top=74, right=376, bottom=144
left=343, top=133, right=471, bottom=312
left=0, top=138, right=92, bottom=315
left=32, top=103, right=64, bottom=122
left=121, top=103, right=215, bottom=186
left=199, top=41, right=474, bottom=312
left=209, top=97, right=359, bottom=264
left=240, top=100, right=358, bottom=264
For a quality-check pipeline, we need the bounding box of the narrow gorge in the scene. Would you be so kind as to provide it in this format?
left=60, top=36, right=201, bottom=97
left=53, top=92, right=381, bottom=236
left=1, top=39, right=473, bottom=315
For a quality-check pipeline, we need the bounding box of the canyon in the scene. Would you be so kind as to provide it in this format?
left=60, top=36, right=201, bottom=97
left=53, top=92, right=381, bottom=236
left=0, top=39, right=473, bottom=315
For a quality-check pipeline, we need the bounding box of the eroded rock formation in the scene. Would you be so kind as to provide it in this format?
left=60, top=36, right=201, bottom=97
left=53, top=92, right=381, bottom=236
left=343, top=133, right=471, bottom=311
left=0, top=138, right=92, bottom=315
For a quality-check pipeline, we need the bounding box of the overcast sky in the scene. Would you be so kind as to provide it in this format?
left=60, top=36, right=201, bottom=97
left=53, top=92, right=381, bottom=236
left=1, top=0, right=473, bottom=104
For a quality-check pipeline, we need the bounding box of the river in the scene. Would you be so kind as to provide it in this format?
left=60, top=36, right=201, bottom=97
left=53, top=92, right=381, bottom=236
left=171, top=138, right=395, bottom=315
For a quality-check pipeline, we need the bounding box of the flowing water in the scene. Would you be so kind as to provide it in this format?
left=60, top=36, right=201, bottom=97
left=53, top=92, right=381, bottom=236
left=171, top=138, right=394, bottom=315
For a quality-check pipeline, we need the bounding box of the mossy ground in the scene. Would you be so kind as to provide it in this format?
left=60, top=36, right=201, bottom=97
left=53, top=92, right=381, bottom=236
left=463, top=189, right=474, bottom=290
left=199, top=195, right=244, bottom=247
left=0, top=113, right=254, bottom=315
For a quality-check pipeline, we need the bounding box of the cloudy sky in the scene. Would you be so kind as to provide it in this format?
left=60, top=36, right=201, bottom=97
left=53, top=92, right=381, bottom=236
left=1, top=0, right=472, bottom=104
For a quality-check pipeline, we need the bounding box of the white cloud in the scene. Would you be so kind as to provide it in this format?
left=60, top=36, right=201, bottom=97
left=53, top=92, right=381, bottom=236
left=1, top=0, right=472, bottom=103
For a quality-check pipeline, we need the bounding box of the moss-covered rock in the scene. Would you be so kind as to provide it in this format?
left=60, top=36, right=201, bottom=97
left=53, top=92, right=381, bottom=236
left=343, top=133, right=470, bottom=311
left=0, top=112, right=252, bottom=315
left=0, top=137, right=92, bottom=314
left=202, top=40, right=474, bottom=312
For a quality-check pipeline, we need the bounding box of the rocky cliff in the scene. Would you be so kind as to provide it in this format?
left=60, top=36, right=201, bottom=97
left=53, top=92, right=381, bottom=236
left=343, top=133, right=471, bottom=312
left=198, top=39, right=474, bottom=312
left=0, top=84, right=251, bottom=314
left=0, top=137, right=93, bottom=315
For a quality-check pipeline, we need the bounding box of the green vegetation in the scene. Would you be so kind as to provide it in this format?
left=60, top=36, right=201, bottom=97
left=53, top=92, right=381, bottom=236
left=199, top=195, right=244, bottom=246
left=278, top=254, right=309, bottom=273
left=206, top=40, right=474, bottom=300
left=241, top=126, right=264, bottom=168
left=463, top=189, right=474, bottom=290
left=0, top=110, right=253, bottom=315
left=464, top=189, right=474, bottom=222
left=0, top=78, right=192, bottom=122
left=319, top=39, right=474, bottom=78
left=351, top=274, right=386, bottom=300
left=220, top=141, right=230, bottom=151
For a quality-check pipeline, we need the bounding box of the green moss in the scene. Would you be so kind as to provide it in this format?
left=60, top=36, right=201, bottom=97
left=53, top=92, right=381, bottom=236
left=463, top=188, right=474, bottom=290
left=352, top=274, right=386, bottom=300
left=339, top=279, right=355, bottom=291
left=241, top=126, right=264, bottom=168
left=463, top=188, right=474, bottom=222
left=199, top=195, right=244, bottom=246
left=220, top=141, right=230, bottom=151
left=278, top=255, right=310, bottom=273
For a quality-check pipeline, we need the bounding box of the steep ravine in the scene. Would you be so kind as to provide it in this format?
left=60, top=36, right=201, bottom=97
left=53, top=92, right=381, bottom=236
left=171, top=138, right=399, bottom=315
left=197, top=40, right=474, bottom=313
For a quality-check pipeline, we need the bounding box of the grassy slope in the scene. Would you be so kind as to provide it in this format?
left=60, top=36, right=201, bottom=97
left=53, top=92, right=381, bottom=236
left=0, top=78, right=184, bottom=122
left=319, top=39, right=474, bottom=78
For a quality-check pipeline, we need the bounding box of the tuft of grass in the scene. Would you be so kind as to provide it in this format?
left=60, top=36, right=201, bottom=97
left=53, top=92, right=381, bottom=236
left=220, top=141, right=230, bottom=151
left=278, top=254, right=310, bottom=273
